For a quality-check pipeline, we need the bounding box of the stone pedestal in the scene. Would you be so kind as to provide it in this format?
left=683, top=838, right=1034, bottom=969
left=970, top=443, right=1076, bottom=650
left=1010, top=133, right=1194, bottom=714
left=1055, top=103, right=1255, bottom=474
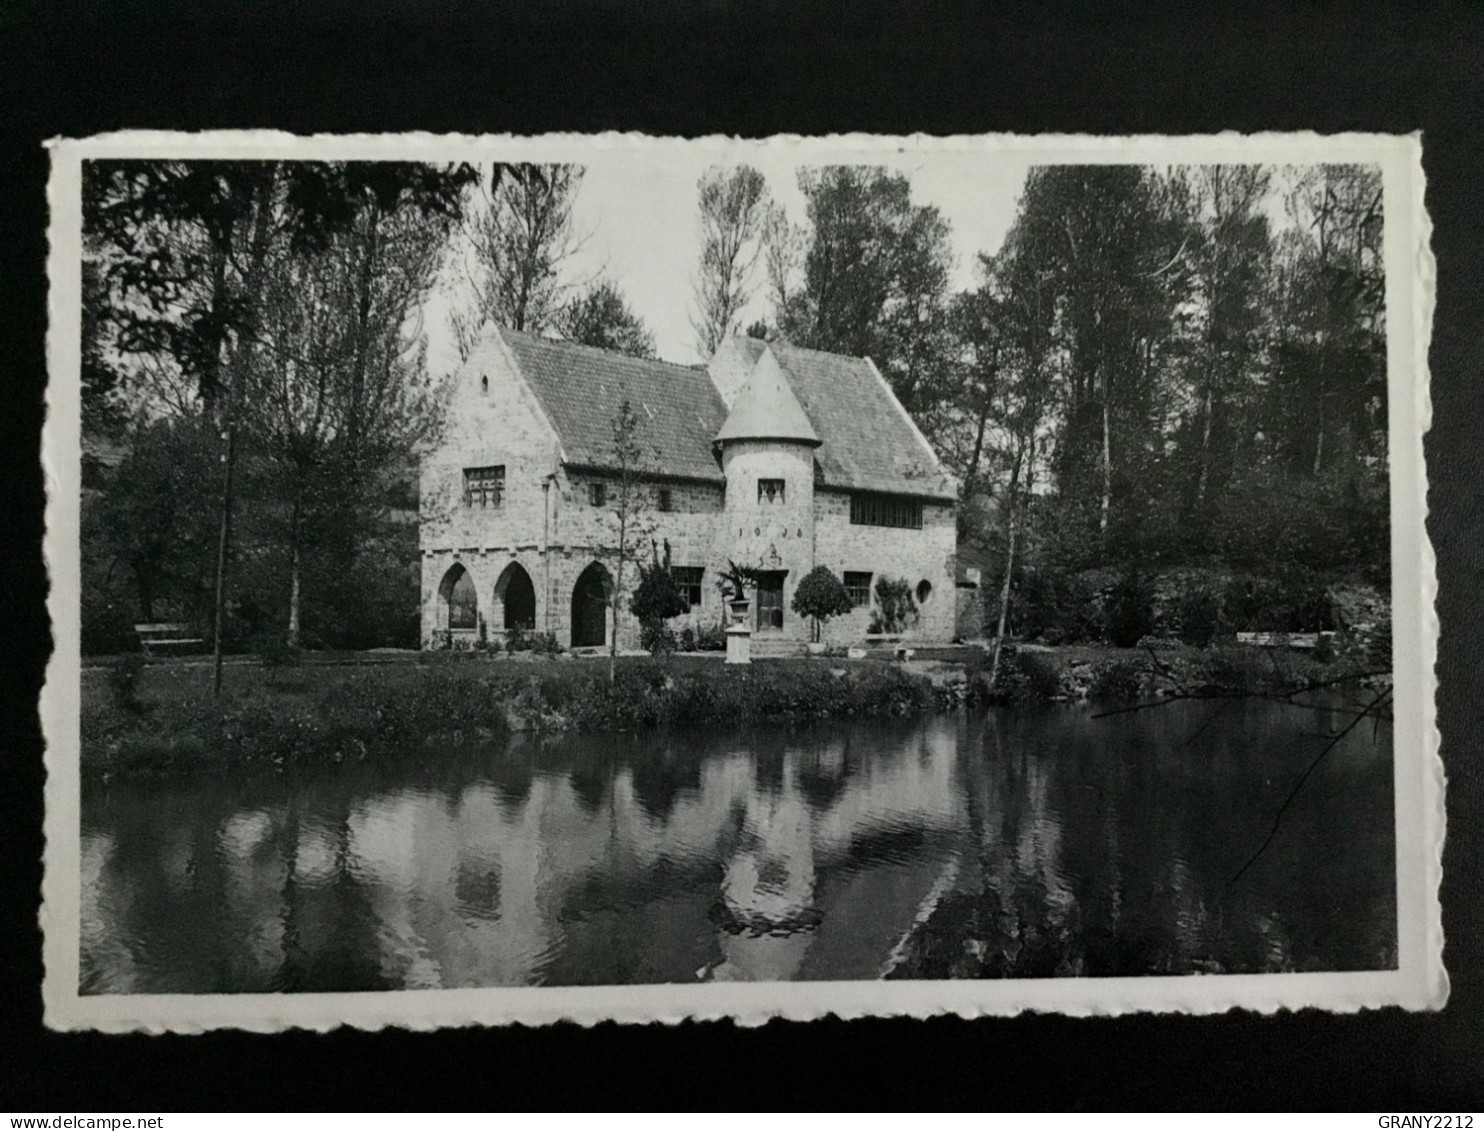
left=725, top=622, right=753, bottom=664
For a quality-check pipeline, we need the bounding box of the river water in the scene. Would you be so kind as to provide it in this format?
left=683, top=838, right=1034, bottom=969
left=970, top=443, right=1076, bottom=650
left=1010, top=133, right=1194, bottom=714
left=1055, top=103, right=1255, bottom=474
left=80, top=695, right=1396, bottom=993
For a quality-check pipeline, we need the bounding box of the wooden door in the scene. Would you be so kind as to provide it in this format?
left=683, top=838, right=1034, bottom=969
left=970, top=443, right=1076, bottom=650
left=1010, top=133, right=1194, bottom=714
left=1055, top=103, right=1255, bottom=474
left=756, top=572, right=785, bottom=633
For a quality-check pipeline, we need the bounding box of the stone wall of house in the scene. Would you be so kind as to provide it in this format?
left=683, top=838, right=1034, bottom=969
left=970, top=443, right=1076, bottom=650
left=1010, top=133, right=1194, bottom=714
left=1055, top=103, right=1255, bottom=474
left=811, top=492, right=958, bottom=644
left=716, top=440, right=818, bottom=639
left=420, top=330, right=564, bottom=646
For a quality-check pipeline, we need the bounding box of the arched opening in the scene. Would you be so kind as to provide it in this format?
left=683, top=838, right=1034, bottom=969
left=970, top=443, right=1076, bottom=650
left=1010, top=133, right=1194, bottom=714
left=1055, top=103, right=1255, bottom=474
left=916, top=579, right=934, bottom=606
left=571, top=562, right=613, bottom=648
left=496, top=562, right=537, bottom=632
left=438, top=563, right=478, bottom=632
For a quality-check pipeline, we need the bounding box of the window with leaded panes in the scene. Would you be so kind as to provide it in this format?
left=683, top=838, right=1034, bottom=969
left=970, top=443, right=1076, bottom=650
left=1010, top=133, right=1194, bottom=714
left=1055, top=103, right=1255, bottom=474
left=463, top=465, right=505, bottom=508
left=844, top=571, right=873, bottom=608
left=758, top=478, right=785, bottom=505
left=672, top=567, right=705, bottom=609
left=849, top=493, right=922, bottom=529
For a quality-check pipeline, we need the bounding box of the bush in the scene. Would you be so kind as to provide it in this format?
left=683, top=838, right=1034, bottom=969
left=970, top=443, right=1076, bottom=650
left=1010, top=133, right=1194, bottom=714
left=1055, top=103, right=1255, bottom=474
left=694, top=624, right=727, bottom=652
left=871, top=576, right=918, bottom=634
left=678, top=626, right=696, bottom=652
left=791, top=565, right=854, bottom=642
left=640, top=621, right=678, bottom=655
left=505, top=625, right=531, bottom=652
left=1175, top=588, right=1227, bottom=648
left=1013, top=568, right=1104, bottom=645
left=1106, top=570, right=1155, bottom=647
left=1087, top=657, right=1148, bottom=700
left=1010, top=649, right=1063, bottom=699
left=530, top=631, right=563, bottom=656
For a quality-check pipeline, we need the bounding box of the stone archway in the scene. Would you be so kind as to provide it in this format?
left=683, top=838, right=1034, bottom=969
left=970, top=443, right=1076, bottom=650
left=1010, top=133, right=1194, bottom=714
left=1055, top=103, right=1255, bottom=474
left=571, top=562, right=612, bottom=648
left=438, top=563, right=478, bottom=632
left=496, top=562, right=537, bottom=632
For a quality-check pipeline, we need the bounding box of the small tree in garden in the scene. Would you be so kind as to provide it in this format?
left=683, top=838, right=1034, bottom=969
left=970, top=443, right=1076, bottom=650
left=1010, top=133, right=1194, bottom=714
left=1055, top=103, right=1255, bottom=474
left=870, top=576, right=918, bottom=634
left=716, top=559, right=764, bottom=612
left=630, top=540, right=689, bottom=654
left=791, top=565, right=853, bottom=644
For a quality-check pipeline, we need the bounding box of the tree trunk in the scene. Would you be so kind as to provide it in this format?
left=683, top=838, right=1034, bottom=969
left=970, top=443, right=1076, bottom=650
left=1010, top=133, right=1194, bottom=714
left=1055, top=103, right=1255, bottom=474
left=1195, top=383, right=1214, bottom=507
left=985, top=441, right=1026, bottom=691
left=286, top=489, right=303, bottom=648
left=1099, top=389, right=1112, bottom=535
left=211, top=426, right=236, bottom=698
left=348, top=199, right=382, bottom=472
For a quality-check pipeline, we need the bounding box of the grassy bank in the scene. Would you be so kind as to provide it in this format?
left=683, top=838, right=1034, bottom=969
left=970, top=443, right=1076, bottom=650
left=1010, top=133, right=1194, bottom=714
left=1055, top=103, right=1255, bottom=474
left=990, top=641, right=1380, bottom=704
left=82, top=654, right=942, bottom=779
left=82, top=643, right=1379, bottom=781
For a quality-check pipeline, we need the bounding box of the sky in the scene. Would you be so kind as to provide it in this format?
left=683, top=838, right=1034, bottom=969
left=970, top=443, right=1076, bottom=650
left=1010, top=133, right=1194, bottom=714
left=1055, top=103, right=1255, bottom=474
left=423, top=146, right=1037, bottom=372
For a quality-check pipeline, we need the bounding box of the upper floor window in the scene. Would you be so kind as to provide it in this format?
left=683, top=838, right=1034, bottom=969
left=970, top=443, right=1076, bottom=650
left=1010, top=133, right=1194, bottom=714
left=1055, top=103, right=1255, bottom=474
left=758, top=478, right=785, bottom=505
left=480, top=374, right=489, bottom=395
left=658, top=487, right=673, bottom=513
left=588, top=481, right=607, bottom=508
left=850, top=493, right=922, bottom=530
left=844, top=571, right=873, bottom=608
left=464, top=465, right=505, bottom=508
left=672, top=566, right=705, bottom=609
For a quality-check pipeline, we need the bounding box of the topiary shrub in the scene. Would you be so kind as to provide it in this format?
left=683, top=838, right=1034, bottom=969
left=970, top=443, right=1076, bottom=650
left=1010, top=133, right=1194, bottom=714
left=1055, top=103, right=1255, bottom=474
left=791, top=565, right=854, bottom=643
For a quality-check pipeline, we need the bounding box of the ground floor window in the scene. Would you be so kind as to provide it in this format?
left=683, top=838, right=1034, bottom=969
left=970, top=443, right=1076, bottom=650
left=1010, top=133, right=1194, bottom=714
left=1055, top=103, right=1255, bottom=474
left=844, top=571, right=873, bottom=608
left=672, top=566, right=704, bottom=609
left=588, top=481, right=607, bottom=507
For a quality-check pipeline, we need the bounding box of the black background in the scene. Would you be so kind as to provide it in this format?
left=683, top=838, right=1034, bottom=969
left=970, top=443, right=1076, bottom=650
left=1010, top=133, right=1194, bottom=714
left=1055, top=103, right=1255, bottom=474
left=2, top=0, right=1481, bottom=1110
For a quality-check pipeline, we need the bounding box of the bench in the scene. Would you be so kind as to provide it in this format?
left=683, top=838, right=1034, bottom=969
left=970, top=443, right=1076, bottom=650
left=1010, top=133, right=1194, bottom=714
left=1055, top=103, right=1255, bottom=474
left=134, top=623, right=205, bottom=656
left=1235, top=631, right=1337, bottom=651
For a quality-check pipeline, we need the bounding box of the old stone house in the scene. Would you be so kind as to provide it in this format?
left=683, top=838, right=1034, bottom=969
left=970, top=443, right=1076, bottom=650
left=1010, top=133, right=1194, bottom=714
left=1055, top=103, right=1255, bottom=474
left=419, top=326, right=969, bottom=651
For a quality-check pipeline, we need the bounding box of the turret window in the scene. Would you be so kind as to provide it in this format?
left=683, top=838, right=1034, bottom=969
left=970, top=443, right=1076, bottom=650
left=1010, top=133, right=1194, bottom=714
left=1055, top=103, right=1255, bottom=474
left=463, top=465, right=505, bottom=508
left=758, top=478, right=785, bottom=504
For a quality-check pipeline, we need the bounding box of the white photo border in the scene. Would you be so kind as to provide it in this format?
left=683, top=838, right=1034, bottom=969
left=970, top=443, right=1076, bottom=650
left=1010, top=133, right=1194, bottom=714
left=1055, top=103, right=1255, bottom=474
left=40, top=130, right=1445, bottom=1031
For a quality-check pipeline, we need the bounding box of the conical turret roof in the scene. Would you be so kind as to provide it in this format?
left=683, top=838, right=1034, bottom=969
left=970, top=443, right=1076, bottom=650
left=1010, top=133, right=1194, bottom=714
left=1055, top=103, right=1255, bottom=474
left=714, top=348, right=821, bottom=446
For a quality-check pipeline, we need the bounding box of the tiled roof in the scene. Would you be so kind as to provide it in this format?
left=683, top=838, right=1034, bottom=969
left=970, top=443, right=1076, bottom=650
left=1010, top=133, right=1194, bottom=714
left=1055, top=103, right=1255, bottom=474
left=769, top=343, right=957, bottom=500
left=715, top=354, right=820, bottom=445
left=501, top=328, right=728, bottom=483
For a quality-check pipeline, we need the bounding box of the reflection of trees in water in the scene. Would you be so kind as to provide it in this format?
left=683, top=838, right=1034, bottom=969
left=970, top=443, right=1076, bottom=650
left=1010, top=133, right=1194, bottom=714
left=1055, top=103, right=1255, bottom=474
left=896, top=694, right=1395, bottom=979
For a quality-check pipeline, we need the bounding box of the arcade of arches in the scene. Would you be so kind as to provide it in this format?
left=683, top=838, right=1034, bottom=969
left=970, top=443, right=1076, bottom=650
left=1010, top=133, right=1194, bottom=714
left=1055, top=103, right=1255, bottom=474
left=434, top=558, right=614, bottom=647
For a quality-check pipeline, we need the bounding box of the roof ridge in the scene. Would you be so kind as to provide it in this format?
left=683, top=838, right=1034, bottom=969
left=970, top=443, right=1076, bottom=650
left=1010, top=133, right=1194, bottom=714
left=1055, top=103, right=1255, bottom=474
left=771, top=339, right=874, bottom=366
left=499, top=325, right=704, bottom=375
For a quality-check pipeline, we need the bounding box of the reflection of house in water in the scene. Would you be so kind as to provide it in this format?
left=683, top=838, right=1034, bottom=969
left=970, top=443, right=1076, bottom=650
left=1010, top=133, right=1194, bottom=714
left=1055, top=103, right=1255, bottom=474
left=108, top=720, right=969, bottom=990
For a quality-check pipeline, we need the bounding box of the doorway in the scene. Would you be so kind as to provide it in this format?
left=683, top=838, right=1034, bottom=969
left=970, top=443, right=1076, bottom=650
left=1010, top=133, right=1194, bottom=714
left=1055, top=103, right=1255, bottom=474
left=571, top=562, right=612, bottom=648
left=755, top=571, right=786, bottom=633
